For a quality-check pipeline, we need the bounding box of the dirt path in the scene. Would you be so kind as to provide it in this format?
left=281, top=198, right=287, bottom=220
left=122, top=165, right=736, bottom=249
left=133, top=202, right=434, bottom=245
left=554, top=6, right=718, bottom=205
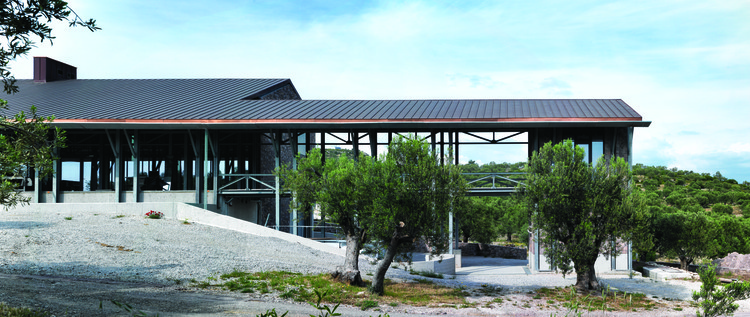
left=0, top=273, right=460, bottom=316
left=0, top=272, right=706, bottom=317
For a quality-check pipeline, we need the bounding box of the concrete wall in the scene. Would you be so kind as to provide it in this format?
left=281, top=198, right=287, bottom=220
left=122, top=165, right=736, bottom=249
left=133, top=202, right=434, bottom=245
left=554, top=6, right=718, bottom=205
left=221, top=197, right=260, bottom=224
left=531, top=240, right=630, bottom=273
left=31, top=190, right=214, bottom=205
left=409, top=253, right=456, bottom=275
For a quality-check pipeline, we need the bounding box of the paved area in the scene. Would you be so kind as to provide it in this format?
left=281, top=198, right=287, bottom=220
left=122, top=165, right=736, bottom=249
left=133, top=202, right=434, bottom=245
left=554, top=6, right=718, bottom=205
left=456, top=256, right=531, bottom=275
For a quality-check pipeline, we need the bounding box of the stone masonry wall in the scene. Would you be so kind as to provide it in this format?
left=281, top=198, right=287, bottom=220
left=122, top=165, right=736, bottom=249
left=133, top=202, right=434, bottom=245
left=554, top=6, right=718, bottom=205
left=458, top=243, right=527, bottom=260
left=259, top=83, right=301, bottom=100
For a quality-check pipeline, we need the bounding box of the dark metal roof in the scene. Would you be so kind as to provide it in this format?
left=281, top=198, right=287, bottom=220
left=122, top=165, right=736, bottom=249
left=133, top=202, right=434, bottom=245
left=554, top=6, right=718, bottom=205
left=233, top=99, right=643, bottom=121
left=0, top=79, right=649, bottom=130
left=0, top=78, right=292, bottom=119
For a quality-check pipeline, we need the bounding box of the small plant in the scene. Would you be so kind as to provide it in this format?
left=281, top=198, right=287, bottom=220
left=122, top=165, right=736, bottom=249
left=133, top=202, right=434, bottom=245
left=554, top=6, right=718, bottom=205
left=182, top=218, right=190, bottom=224
left=479, top=283, right=502, bottom=295
left=0, top=302, right=50, bottom=317
left=359, top=299, right=378, bottom=310
left=693, top=264, right=750, bottom=317
left=310, top=289, right=341, bottom=316
left=113, top=215, right=126, bottom=219
left=64, top=216, right=72, bottom=220
left=145, top=210, right=164, bottom=219
left=257, top=308, right=288, bottom=317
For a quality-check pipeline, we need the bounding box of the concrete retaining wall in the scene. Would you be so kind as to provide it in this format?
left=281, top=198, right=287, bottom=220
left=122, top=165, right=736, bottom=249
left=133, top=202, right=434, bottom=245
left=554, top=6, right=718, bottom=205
left=409, top=253, right=456, bottom=275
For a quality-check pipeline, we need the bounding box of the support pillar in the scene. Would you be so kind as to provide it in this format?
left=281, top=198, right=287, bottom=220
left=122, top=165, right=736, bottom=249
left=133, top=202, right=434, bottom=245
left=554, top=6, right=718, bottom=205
left=352, top=131, right=359, bottom=160
left=273, top=131, right=281, bottom=231
left=369, top=131, right=377, bottom=158
left=33, top=168, right=41, bottom=203
left=131, top=132, right=139, bottom=203
left=204, top=129, right=209, bottom=210
left=102, top=130, right=122, bottom=203
left=291, top=133, right=298, bottom=236
left=112, top=130, right=122, bottom=202
left=188, top=130, right=201, bottom=204
left=52, top=157, right=60, bottom=203
left=448, top=211, right=454, bottom=254
left=78, top=161, right=84, bottom=191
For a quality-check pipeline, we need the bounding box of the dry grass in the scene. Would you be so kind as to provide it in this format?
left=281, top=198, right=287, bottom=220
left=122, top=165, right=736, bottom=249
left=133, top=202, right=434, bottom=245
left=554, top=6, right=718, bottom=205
left=207, top=270, right=469, bottom=310
left=529, top=286, right=666, bottom=312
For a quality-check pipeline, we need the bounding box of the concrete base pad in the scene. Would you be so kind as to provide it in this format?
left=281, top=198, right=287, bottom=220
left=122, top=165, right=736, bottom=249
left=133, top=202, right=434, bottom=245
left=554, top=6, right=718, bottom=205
left=643, top=266, right=692, bottom=280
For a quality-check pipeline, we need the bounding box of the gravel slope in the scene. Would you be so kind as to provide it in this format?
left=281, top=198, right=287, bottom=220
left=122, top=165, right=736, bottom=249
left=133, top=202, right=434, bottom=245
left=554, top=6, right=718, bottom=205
left=0, top=210, right=349, bottom=283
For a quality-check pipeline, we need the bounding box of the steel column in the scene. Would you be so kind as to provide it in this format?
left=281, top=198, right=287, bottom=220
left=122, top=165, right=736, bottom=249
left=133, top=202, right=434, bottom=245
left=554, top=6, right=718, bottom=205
left=291, top=133, right=298, bottom=236
left=52, top=155, right=60, bottom=203
left=204, top=129, right=209, bottom=210
left=33, top=168, right=41, bottom=203
left=273, top=131, right=281, bottom=231
left=369, top=131, right=377, bottom=157
left=352, top=131, right=359, bottom=160
left=113, top=131, right=121, bottom=202
left=126, top=131, right=139, bottom=203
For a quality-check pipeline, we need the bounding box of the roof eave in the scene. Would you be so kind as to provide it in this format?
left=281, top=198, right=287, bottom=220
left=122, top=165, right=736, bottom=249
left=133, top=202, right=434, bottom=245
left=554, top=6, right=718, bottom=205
left=48, top=119, right=652, bottom=130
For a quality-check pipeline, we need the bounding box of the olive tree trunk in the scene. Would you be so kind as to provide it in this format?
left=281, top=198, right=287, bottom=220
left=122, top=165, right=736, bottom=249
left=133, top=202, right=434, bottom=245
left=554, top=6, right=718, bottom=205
left=574, top=262, right=600, bottom=291
left=679, top=256, right=693, bottom=271
left=331, top=232, right=364, bottom=286
left=370, top=235, right=404, bottom=295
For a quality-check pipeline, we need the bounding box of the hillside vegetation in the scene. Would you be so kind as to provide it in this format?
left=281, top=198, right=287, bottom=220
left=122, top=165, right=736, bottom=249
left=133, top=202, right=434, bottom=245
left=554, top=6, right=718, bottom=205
left=632, top=164, right=750, bottom=269
left=456, top=161, right=750, bottom=271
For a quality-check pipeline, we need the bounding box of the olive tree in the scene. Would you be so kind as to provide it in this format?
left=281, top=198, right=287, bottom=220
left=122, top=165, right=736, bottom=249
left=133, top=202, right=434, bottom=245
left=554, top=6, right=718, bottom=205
left=0, top=1, right=98, bottom=209
left=653, top=210, right=716, bottom=270
left=278, top=148, right=376, bottom=286
left=457, top=196, right=500, bottom=244
left=366, top=136, right=467, bottom=295
left=522, top=139, right=643, bottom=291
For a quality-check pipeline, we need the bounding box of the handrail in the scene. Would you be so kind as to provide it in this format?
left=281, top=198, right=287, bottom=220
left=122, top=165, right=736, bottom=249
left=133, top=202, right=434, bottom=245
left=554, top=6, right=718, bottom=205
left=463, top=172, right=526, bottom=188
left=218, top=173, right=276, bottom=192
left=218, top=172, right=526, bottom=194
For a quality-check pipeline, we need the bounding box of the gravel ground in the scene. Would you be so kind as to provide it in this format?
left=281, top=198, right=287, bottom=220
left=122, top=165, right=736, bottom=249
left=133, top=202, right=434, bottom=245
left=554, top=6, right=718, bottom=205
left=2, top=209, right=749, bottom=316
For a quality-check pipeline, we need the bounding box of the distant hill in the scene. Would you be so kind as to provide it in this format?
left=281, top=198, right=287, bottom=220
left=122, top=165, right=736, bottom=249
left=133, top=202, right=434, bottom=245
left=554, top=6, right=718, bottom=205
left=633, top=164, right=750, bottom=215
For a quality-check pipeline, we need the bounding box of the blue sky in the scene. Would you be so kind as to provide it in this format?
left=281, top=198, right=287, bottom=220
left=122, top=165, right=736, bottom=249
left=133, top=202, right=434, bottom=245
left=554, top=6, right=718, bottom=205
left=9, top=0, right=750, bottom=182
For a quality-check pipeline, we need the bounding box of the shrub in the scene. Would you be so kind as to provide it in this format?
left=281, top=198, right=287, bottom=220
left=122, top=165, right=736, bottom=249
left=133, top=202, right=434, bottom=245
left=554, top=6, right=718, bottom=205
left=693, top=265, right=750, bottom=317
left=711, top=203, right=733, bottom=215
left=740, top=200, right=750, bottom=215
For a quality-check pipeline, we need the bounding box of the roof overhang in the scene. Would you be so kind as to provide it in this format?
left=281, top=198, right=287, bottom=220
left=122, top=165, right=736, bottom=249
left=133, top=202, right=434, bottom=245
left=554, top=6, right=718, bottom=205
left=49, top=119, right=651, bottom=131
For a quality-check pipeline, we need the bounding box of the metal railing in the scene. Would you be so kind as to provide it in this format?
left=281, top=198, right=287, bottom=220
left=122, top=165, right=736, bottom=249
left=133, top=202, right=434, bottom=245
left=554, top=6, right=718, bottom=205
left=463, top=172, right=526, bottom=190
left=218, top=173, right=277, bottom=193
left=218, top=172, right=526, bottom=194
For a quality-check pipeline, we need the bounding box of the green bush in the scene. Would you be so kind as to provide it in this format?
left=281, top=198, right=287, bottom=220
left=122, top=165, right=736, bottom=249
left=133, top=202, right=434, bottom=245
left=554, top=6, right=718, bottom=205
left=711, top=203, right=734, bottom=215
left=693, top=265, right=750, bottom=317
left=740, top=200, right=750, bottom=215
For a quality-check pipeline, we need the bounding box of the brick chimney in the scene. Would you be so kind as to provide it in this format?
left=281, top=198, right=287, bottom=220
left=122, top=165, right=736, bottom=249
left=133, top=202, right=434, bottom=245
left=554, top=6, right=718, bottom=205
left=33, top=57, right=77, bottom=82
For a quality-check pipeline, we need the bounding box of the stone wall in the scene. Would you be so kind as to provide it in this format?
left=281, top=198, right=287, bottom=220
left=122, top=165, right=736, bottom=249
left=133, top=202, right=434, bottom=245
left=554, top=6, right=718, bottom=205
left=458, top=243, right=527, bottom=260
left=259, top=83, right=301, bottom=100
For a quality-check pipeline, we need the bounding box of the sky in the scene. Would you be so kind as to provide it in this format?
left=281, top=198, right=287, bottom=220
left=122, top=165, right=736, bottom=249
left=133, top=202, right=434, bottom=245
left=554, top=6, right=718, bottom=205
left=8, top=0, right=750, bottom=183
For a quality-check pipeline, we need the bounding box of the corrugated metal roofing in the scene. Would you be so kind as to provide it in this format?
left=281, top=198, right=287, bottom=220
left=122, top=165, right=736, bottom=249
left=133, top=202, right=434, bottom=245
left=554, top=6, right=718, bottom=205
left=225, top=99, right=642, bottom=121
left=0, top=79, right=644, bottom=123
left=0, top=79, right=290, bottom=119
